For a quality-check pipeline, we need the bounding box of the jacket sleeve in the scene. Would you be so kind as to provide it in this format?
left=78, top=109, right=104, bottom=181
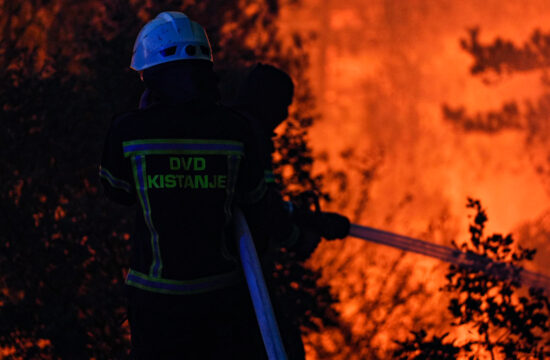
left=234, top=115, right=269, bottom=206
left=99, top=117, right=136, bottom=205
left=237, top=146, right=300, bottom=252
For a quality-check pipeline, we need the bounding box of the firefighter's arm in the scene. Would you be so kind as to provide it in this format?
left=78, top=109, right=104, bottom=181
left=243, top=187, right=321, bottom=261
left=250, top=167, right=349, bottom=258
left=290, top=206, right=351, bottom=240
left=234, top=122, right=309, bottom=259
left=99, top=118, right=136, bottom=205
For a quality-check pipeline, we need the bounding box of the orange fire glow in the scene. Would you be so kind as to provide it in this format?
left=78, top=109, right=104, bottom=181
left=279, top=0, right=550, bottom=358
left=3, top=0, right=550, bottom=357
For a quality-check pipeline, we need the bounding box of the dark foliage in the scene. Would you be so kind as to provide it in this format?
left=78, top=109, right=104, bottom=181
left=269, top=249, right=339, bottom=332
left=460, top=27, right=550, bottom=76
left=0, top=1, right=337, bottom=358
left=394, top=199, right=550, bottom=359
left=442, top=27, right=550, bottom=131
left=418, top=25, right=550, bottom=360
left=393, top=330, right=461, bottom=360
left=442, top=28, right=550, bottom=139
left=442, top=102, right=522, bottom=133
left=441, top=25, right=550, bottom=224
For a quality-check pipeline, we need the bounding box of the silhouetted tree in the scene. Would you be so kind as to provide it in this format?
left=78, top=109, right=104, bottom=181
left=442, top=28, right=550, bottom=194
left=394, top=199, right=550, bottom=359
left=394, top=330, right=461, bottom=360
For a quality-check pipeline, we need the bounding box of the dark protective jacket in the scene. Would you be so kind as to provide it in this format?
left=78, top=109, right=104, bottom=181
left=100, top=101, right=267, bottom=292
left=100, top=64, right=270, bottom=358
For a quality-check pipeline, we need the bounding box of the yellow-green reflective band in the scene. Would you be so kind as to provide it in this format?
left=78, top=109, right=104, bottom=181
left=131, top=155, right=163, bottom=277
left=99, top=167, right=132, bottom=193
left=240, top=178, right=268, bottom=204
left=281, top=225, right=300, bottom=248
left=126, top=149, right=245, bottom=157
left=264, top=170, right=276, bottom=184
left=125, top=268, right=242, bottom=295
left=123, top=139, right=245, bottom=158
left=124, top=139, right=244, bottom=146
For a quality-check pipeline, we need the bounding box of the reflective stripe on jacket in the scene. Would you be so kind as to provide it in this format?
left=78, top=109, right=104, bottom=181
left=100, top=102, right=266, bottom=294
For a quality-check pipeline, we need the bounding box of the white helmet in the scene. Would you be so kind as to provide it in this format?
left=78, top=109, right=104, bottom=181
left=130, top=11, right=213, bottom=71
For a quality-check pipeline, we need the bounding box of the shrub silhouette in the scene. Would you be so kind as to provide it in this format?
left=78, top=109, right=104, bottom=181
left=394, top=198, right=550, bottom=360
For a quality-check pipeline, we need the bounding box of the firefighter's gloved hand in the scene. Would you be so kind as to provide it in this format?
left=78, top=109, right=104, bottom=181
left=293, top=227, right=321, bottom=261
left=317, top=212, right=350, bottom=240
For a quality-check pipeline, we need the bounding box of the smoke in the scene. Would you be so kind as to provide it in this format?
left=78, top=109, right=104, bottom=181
left=279, top=0, right=550, bottom=252
left=279, top=0, right=550, bottom=357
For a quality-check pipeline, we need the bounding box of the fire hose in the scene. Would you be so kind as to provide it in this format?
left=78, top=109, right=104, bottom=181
left=349, top=223, right=550, bottom=293
left=234, top=208, right=288, bottom=360
left=233, top=211, right=550, bottom=359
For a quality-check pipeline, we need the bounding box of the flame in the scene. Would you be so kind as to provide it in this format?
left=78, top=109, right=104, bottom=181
left=279, top=0, right=550, bottom=358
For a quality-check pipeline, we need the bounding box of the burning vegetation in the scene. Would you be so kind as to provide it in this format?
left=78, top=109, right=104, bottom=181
left=1, top=0, right=550, bottom=359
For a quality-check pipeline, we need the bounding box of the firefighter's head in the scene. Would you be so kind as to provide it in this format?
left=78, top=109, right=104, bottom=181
left=131, top=12, right=218, bottom=102
left=237, top=63, right=294, bottom=133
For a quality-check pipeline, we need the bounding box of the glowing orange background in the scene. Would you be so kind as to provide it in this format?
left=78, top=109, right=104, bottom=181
left=279, top=1, right=550, bottom=358
left=3, top=1, right=550, bottom=358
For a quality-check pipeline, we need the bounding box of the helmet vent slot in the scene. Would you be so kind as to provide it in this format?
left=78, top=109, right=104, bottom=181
left=185, top=45, right=197, bottom=56
left=160, top=46, right=177, bottom=57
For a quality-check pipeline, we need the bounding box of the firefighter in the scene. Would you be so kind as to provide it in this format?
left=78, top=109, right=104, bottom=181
left=228, top=63, right=351, bottom=359
left=100, top=12, right=269, bottom=359
left=232, top=63, right=350, bottom=250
